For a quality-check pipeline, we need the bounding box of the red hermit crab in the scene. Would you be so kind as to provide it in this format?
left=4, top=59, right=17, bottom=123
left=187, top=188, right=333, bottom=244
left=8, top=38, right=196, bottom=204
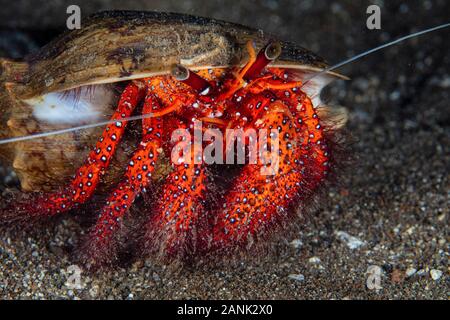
left=0, top=11, right=347, bottom=267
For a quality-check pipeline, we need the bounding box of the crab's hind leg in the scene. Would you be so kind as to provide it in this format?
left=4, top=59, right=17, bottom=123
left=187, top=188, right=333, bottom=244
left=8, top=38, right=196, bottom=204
left=0, top=82, right=144, bottom=227
left=79, top=91, right=163, bottom=268
left=143, top=120, right=207, bottom=260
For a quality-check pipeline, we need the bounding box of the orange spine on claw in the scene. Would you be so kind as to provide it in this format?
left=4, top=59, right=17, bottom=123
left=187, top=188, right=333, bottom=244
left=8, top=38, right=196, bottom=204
left=207, top=92, right=330, bottom=251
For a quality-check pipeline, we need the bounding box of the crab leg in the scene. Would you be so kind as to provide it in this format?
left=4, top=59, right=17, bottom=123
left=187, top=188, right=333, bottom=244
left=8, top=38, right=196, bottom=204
left=49, top=82, right=146, bottom=207
left=144, top=120, right=207, bottom=258
left=80, top=91, right=163, bottom=266
left=0, top=82, right=145, bottom=226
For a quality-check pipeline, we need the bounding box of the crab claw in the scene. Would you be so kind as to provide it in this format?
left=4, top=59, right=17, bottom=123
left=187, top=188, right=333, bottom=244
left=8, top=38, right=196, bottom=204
left=204, top=93, right=330, bottom=254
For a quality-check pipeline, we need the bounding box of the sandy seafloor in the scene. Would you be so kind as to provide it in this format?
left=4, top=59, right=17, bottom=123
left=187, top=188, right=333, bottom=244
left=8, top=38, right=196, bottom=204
left=0, top=0, right=448, bottom=299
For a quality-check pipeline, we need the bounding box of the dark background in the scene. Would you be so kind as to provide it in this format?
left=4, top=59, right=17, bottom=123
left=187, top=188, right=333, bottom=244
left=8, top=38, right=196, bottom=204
left=0, top=0, right=448, bottom=299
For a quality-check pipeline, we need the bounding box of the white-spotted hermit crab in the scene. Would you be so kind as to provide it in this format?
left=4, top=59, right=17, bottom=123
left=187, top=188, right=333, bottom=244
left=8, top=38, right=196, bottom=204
left=0, top=11, right=349, bottom=268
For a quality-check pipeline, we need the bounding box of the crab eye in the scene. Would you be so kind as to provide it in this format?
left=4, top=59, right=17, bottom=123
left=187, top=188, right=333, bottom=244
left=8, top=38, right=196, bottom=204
left=170, top=64, right=211, bottom=95
left=25, top=84, right=117, bottom=125
left=244, top=41, right=282, bottom=82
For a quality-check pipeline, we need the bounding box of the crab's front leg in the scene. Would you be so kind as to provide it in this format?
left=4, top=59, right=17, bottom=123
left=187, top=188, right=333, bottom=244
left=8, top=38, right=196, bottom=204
left=0, top=82, right=145, bottom=227
left=80, top=90, right=164, bottom=267
left=143, top=119, right=207, bottom=259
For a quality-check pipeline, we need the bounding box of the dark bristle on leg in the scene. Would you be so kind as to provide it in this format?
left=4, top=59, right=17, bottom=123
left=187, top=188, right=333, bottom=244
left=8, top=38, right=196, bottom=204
left=0, top=191, right=60, bottom=230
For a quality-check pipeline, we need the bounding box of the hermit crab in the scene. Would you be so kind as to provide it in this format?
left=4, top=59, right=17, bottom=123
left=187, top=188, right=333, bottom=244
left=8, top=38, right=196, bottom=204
left=0, top=11, right=348, bottom=267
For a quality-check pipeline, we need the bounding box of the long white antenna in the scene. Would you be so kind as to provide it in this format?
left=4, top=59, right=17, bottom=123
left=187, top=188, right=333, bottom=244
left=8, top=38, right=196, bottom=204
left=303, top=22, right=450, bottom=83
left=0, top=113, right=158, bottom=145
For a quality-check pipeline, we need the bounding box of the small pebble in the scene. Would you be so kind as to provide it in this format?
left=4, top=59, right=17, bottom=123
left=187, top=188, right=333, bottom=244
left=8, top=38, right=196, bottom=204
left=288, top=274, right=305, bottom=282
left=416, top=269, right=427, bottom=276
left=290, top=239, right=303, bottom=248
left=89, top=285, right=99, bottom=298
left=430, top=269, right=443, bottom=281
left=152, top=272, right=161, bottom=282
left=335, top=231, right=365, bottom=249
left=308, top=256, right=321, bottom=264
left=405, top=267, right=417, bottom=278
